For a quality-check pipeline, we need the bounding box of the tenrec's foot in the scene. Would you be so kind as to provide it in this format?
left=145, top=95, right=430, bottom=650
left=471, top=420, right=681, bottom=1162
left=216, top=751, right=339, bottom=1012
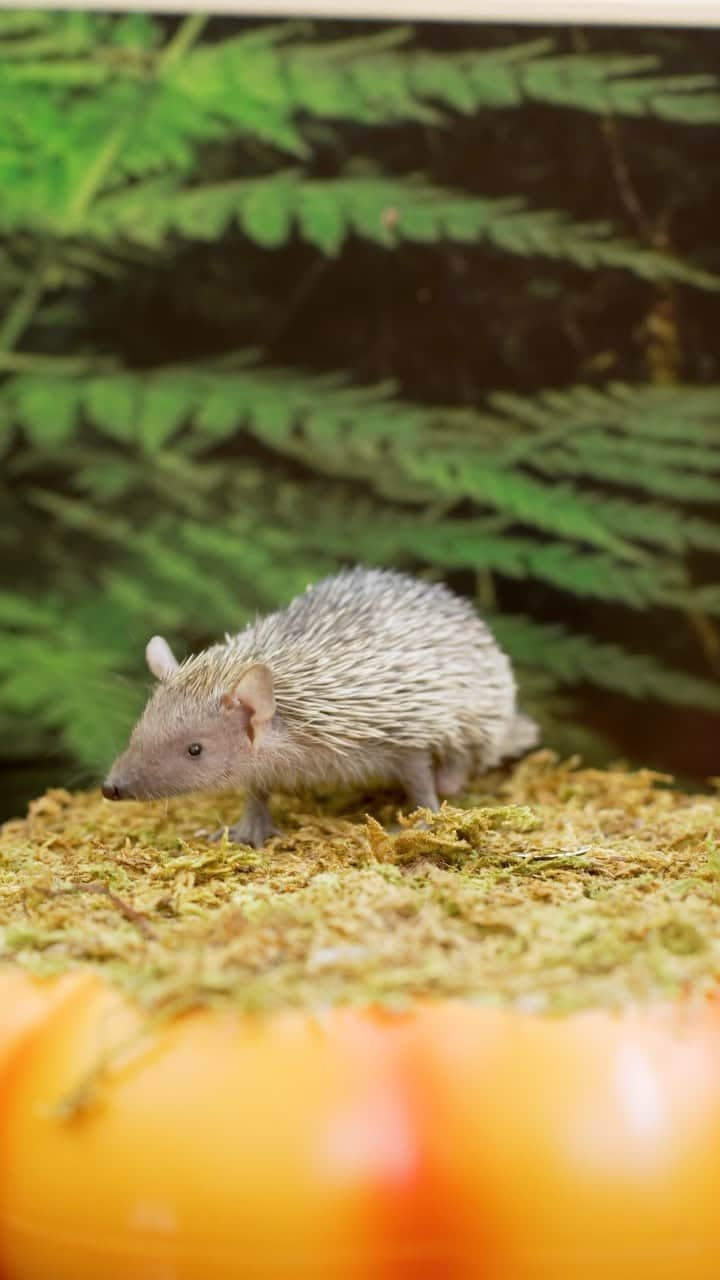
left=207, top=816, right=280, bottom=848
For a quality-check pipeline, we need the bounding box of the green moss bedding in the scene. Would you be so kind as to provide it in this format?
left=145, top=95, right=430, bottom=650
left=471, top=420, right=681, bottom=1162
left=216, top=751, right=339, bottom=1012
left=1, top=752, right=719, bottom=1016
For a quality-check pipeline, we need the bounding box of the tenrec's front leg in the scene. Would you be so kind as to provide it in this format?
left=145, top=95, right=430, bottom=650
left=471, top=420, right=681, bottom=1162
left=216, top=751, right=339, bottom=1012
left=209, top=790, right=279, bottom=847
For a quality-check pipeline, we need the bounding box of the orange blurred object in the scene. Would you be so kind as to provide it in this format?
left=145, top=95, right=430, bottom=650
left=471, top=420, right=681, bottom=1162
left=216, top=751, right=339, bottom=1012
left=0, top=970, right=720, bottom=1279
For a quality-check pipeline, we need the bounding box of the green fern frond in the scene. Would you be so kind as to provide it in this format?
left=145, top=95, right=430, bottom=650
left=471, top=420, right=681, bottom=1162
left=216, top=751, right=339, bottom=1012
left=565, top=431, right=720, bottom=475
left=174, top=29, right=720, bottom=127
left=2, top=17, right=718, bottom=286
left=0, top=587, right=147, bottom=768
left=0, top=94, right=193, bottom=231
left=0, top=591, right=58, bottom=629
left=491, top=614, right=720, bottom=710
left=83, top=172, right=719, bottom=287
left=530, top=446, right=720, bottom=503
left=26, top=472, right=684, bottom=615
left=11, top=17, right=717, bottom=135
left=575, top=495, right=720, bottom=555
left=273, top=499, right=683, bottom=608
left=24, top=488, right=334, bottom=627
left=9, top=365, right=634, bottom=555
left=506, top=541, right=681, bottom=608
left=0, top=11, right=124, bottom=79
left=491, top=383, right=720, bottom=444
left=0, top=11, right=154, bottom=56
left=489, top=383, right=720, bottom=502
left=5, top=365, right=716, bottom=568
left=517, top=56, right=720, bottom=121
left=0, top=12, right=57, bottom=36
left=398, top=454, right=636, bottom=558
left=23, top=479, right=681, bottom=624
left=173, top=26, right=439, bottom=130
left=0, top=11, right=158, bottom=65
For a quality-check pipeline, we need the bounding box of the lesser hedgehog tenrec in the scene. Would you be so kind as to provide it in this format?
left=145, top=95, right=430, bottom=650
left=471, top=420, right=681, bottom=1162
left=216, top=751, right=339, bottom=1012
left=103, top=567, right=538, bottom=846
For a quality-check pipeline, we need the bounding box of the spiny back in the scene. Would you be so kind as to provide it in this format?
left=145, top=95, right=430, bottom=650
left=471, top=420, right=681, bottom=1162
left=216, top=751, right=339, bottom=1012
left=169, top=568, right=515, bottom=754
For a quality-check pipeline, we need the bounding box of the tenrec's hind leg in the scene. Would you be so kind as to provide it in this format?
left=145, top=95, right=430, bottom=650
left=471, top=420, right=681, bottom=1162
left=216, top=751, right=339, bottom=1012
left=396, top=750, right=440, bottom=812
left=435, top=750, right=471, bottom=797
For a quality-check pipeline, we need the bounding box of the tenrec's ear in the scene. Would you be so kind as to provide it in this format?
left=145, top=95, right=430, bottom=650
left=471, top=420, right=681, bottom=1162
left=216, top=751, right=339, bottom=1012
left=146, top=635, right=179, bottom=682
left=222, top=664, right=276, bottom=744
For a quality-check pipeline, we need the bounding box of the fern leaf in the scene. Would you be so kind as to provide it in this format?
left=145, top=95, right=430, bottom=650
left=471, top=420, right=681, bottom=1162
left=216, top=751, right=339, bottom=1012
left=173, top=27, right=439, bottom=130
left=10, top=376, right=81, bottom=445
left=577, top=495, right=720, bottom=555
left=396, top=453, right=636, bottom=558
left=514, top=542, right=683, bottom=608
left=409, top=44, right=720, bottom=123
left=136, top=373, right=203, bottom=451
left=85, top=375, right=139, bottom=443
left=165, top=30, right=312, bottom=154
left=520, top=56, right=720, bottom=121
left=0, top=12, right=103, bottom=55
left=240, top=175, right=296, bottom=248
left=530, top=446, right=720, bottom=503
left=189, top=372, right=637, bottom=555
left=223, top=481, right=687, bottom=611
left=491, top=383, right=720, bottom=444
left=573, top=431, right=720, bottom=476
left=4, top=23, right=720, bottom=242
left=235, top=483, right=691, bottom=611
left=0, top=592, right=58, bottom=629
left=84, top=173, right=719, bottom=287
left=175, top=31, right=720, bottom=128
left=653, top=88, right=720, bottom=123
left=4, top=364, right=711, bottom=564
left=177, top=522, right=334, bottom=612
left=0, top=87, right=213, bottom=232
left=491, top=383, right=720, bottom=503
left=491, top=615, right=720, bottom=710
left=0, top=634, right=143, bottom=768
left=0, top=12, right=57, bottom=36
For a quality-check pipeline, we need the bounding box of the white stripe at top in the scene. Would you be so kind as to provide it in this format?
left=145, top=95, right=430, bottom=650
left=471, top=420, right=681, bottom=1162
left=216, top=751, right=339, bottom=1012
left=3, top=0, right=720, bottom=29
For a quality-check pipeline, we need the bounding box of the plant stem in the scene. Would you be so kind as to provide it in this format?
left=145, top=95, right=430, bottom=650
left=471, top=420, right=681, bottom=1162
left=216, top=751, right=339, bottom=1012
left=65, top=119, right=137, bottom=227
left=476, top=569, right=497, bottom=612
left=157, top=12, right=208, bottom=73
left=0, top=243, right=54, bottom=355
left=66, top=15, right=208, bottom=228
left=688, top=609, right=720, bottom=671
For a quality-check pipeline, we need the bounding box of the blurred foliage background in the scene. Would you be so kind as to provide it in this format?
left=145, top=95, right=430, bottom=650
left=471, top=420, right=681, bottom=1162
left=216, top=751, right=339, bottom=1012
left=1, top=9, right=720, bottom=817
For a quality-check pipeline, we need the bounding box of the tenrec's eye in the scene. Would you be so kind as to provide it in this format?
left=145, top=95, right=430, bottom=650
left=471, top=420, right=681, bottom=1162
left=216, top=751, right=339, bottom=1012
left=187, top=743, right=203, bottom=757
